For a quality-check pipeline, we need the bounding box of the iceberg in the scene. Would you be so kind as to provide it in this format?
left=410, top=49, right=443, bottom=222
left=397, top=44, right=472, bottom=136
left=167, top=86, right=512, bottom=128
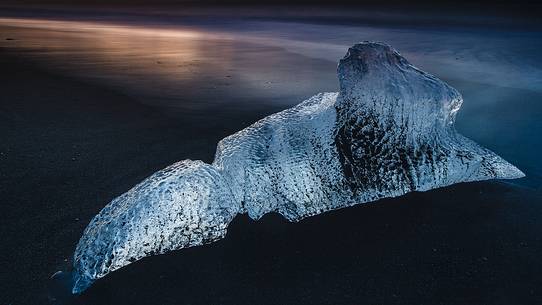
left=71, top=42, right=524, bottom=293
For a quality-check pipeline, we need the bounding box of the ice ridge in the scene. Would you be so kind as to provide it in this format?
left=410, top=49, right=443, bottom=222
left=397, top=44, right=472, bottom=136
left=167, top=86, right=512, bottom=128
left=71, top=42, right=524, bottom=293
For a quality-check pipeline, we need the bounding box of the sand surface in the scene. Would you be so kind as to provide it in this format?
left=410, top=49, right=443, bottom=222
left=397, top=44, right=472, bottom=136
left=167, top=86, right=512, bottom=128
left=0, top=8, right=541, bottom=304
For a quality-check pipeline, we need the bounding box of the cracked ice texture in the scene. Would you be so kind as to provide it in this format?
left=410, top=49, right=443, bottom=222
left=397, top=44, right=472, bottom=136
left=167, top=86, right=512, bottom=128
left=71, top=42, right=524, bottom=293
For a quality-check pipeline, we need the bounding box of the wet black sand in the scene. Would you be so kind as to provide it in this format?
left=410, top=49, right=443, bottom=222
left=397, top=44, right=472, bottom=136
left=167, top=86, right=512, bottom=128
left=1, top=49, right=541, bottom=304
left=0, top=53, right=282, bottom=304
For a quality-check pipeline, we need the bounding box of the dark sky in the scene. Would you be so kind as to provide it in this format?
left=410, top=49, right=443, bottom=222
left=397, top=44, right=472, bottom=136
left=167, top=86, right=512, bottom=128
left=3, top=0, right=540, bottom=6
left=2, top=0, right=541, bottom=16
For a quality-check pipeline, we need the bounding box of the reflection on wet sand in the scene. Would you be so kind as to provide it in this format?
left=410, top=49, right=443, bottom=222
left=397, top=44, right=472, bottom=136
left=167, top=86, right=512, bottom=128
left=2, top=14, right=541, bottom=107
left=0, top=17, right=338, bottom=110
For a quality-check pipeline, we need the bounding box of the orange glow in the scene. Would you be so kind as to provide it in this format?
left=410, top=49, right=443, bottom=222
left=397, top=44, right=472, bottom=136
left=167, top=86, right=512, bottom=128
left=0, top=17, right=239, bottom=101
left=0, top=18, right=203, bottom=38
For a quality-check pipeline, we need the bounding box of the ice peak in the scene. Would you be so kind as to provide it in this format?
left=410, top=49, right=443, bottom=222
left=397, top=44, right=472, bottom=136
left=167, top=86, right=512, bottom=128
left=337, top=41, right=462, bottom=131
left=340, top=42, right=405, bottom=71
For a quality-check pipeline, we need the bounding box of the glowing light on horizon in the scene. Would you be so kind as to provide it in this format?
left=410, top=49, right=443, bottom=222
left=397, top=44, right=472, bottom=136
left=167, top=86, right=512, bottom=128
left=0, top=16, right=341, bottom=102
left=0, top=18, right=204, bottom=39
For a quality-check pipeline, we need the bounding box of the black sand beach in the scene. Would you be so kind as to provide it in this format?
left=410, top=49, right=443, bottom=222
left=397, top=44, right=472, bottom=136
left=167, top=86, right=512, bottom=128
left=0, top=52, right=283, bottom=304
left=2, top=51, right=541, bottom=305
left=1, top=8, right=541, bottom=305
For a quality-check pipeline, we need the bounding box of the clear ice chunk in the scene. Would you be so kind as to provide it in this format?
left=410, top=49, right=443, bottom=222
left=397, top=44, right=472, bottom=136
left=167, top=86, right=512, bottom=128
left=71, top=42, right=524, bottom=293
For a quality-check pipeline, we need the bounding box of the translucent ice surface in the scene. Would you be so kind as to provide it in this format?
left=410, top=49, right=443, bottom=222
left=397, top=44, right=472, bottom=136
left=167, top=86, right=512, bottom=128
left=72, top=42, right=524, bottom=293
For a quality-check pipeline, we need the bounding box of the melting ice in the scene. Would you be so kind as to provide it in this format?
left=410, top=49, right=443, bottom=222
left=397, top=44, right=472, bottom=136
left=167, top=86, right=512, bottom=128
left=71, top=42, right=524, bottom=293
